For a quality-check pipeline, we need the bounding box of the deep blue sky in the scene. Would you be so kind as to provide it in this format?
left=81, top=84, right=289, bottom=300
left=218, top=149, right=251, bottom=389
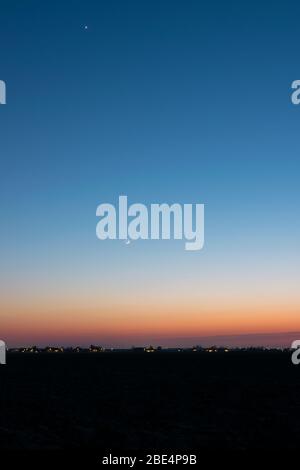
left=0, top=0, right=300, bottom=345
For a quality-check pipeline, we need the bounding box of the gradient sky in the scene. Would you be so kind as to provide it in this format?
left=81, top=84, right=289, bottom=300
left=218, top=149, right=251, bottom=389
left=0, top=0, right=299, bottom=347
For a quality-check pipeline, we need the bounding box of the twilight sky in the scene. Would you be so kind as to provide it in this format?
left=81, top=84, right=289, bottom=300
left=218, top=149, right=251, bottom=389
left=0, top=0, right=299, bottom=347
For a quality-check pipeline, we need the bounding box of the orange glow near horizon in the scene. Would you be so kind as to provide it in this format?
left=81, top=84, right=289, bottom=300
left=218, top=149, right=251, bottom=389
left=2, top=294, right=300, bottom=346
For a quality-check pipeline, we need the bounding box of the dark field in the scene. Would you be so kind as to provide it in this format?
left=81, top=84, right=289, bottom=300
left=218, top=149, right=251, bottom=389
left=0, top=352, right=300, bottom=451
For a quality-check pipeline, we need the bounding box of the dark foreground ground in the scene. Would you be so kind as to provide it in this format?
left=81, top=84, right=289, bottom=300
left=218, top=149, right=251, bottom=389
left=0, top=352, right=300, bottom=451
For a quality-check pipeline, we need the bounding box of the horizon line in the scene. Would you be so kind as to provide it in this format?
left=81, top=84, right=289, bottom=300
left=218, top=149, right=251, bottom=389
left=4, top=330, right=300, bottom=349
